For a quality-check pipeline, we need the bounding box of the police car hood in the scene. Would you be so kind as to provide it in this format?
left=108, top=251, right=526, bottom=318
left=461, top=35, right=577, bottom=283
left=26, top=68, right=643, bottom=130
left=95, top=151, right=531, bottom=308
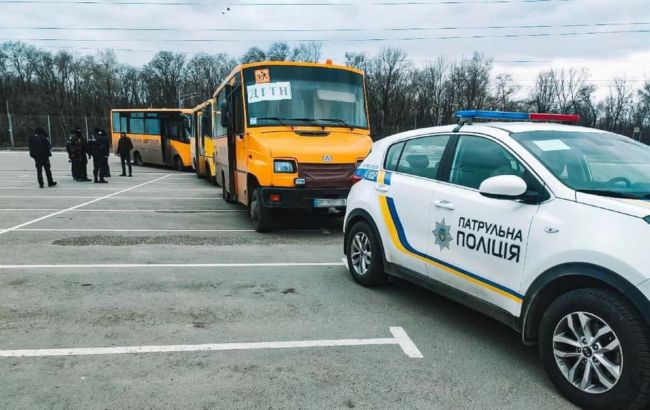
left=576, top=192, right=650, bottom=219
left=265, top=129, right=371, bottom=164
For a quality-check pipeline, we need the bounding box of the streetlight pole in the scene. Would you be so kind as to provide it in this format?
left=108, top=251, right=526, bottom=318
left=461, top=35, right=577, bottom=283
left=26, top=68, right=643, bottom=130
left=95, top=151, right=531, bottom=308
left=6, top=100, right=14, bottom=148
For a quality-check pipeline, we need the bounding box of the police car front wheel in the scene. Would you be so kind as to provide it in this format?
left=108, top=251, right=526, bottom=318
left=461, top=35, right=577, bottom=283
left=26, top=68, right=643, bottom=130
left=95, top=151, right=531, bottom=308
left=346, top=221, right=387, bottom=287
left=539, top=288, right=650, bottom=410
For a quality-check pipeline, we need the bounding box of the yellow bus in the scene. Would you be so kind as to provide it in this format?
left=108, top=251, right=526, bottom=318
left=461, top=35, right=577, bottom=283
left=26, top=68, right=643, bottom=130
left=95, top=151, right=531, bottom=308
left=110, top=108, right=193, bottom=171
left=189, top=100, right=219, bottom=183
left=211, top=61, right=373, bottom=231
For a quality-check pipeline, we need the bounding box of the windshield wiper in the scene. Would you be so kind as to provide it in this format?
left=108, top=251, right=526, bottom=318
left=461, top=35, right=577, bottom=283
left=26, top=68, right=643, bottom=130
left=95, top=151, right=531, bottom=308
left=317, top=118, right=353, bottom=128
left=576, top=189, right=641, bottom=199
left=288, top=118, right=323, bottom=127
left=257, top=117, right=289, bottom=126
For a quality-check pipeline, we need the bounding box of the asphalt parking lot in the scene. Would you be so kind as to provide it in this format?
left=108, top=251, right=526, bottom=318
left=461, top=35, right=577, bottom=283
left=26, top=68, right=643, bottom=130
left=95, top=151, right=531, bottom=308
left=0, top=151, right=576, bottom=410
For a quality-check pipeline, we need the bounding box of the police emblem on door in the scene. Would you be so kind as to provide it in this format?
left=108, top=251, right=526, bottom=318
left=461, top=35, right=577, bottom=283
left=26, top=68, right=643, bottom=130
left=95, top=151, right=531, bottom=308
left=322, top=155, right=333, bottom=162
left=433, top=219, right=453, bottom=251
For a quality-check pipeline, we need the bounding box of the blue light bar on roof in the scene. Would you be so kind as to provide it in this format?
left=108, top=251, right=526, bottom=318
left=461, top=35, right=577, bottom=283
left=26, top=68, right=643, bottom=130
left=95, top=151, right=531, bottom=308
left=456, top=110, right=530, bottom=120
left=455, top=110, right=580, bottom=123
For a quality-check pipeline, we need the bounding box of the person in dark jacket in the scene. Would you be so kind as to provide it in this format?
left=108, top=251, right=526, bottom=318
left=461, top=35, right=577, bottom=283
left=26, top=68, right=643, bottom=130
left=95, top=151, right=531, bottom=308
left=28, top=128, right=57, bottom=188
left=116, top=132, right=133, bottom=177
left=88, top=128, right=110, bottom=183
left=65, top=127, right=90, bottom=181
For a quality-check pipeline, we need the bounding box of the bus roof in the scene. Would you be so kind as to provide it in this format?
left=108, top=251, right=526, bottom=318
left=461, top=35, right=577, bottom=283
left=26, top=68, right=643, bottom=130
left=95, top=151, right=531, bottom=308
left=111, top=108, right=193, bottom=114
left=239, top=60, right=364, bottom=76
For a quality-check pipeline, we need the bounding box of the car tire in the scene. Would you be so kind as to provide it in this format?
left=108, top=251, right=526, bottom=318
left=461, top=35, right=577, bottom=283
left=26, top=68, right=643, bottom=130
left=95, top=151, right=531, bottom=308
left=133, top=152, right=143, bottom=166
left=346, top=221, right=388, bottom=287
left=539, top=288, right=650, bottom=410
left=250, top=188, right=272, bottom=232
left=173, top=156, right=184, bottom=172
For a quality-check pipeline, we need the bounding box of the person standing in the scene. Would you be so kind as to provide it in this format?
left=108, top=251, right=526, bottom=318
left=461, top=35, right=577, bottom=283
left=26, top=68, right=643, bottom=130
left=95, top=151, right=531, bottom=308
left=88, top=128, right=109, bottom=183
left=28, top=128, right=57, bottom=188
left=116, top=132, right=133, bottom=177
left=66, top=127, right=90, bottom=181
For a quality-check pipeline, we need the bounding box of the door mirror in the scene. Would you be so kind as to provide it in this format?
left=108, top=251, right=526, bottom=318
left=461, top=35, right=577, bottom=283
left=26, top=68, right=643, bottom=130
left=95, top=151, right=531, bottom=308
left=479, top=175, right=528, bottom=199
left=220, top=101, right=230, bottom=129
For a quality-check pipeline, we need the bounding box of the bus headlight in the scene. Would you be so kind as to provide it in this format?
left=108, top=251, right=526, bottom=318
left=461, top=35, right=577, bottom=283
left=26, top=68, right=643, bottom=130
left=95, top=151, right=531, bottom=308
left=274, top=160, right=296, bottom=173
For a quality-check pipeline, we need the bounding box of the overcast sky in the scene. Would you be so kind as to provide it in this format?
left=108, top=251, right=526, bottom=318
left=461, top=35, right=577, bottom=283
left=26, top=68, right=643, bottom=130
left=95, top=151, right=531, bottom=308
left=2, top=0, right=649, bottom=97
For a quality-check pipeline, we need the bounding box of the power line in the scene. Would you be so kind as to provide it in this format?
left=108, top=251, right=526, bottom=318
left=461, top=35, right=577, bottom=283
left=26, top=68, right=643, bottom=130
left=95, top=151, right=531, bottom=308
left=1, top=21, right=648, bottom=33
left=0, top=0, right=573, bottom=4
left=4, top=28, right=649, bottom=43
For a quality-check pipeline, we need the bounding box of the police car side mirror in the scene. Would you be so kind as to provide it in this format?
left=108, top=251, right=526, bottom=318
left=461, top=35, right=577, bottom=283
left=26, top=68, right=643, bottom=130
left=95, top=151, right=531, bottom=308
left=479, top=175, right=528, bottom=200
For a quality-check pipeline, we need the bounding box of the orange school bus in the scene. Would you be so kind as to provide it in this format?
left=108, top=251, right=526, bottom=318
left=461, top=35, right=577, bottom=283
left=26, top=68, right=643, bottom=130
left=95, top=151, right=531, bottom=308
left=212, top=61, right=373, bottom=231
left=110, top=108, right=193, bottom=170
left=189, top=100, right=218, bottom=182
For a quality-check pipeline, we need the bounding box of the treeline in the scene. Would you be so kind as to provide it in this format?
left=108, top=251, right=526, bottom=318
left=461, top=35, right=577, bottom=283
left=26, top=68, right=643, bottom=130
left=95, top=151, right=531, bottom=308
left=1, top=40, right=649, bottom=146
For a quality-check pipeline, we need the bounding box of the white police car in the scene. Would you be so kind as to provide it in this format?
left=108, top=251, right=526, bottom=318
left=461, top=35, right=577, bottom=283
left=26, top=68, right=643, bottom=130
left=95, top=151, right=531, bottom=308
left=344, top=110, right=650, bottom=410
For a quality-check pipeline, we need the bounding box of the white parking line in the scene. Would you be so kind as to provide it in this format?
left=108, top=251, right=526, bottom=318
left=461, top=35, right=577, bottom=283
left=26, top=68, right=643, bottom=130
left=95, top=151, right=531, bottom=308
left=0, top=196, right=221, bottom=200
left=0, top=187, right=221, bottom=192
left=0, top=174, right=172, bottom=236
left=0, top=209, right=245, bottom=213
left=0, top=262, right=345, bottom=269
left=14, top=228, right=255, bottom=232
left=0, top=327, right=422, bottom=359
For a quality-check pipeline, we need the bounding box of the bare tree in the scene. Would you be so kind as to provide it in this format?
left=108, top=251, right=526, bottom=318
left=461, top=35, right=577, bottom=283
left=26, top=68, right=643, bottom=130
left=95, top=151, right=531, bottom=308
left=601, top=77, right=633, bottom=133
left=291, top=41, right=322, bottom=63
left=241, top=47, right=266, bottom=64
left=529, top=69, right=557, bottom=113
left=492, top=73, right=520, bottom=111
left=267, top=42, right=290, bottom=61
left=142, top=51, right=186, bottom=107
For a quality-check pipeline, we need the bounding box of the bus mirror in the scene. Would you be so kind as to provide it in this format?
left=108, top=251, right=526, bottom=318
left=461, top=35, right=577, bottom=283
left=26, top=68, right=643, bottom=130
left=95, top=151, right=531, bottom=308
left=220, top=101, right=230, bottom=129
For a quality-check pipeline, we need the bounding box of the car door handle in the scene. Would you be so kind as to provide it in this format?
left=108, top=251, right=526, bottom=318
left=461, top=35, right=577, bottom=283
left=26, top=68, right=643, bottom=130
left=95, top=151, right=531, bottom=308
left=375, top=184, right=389, bottom=192
left=433, top=200, right=455, bottom=210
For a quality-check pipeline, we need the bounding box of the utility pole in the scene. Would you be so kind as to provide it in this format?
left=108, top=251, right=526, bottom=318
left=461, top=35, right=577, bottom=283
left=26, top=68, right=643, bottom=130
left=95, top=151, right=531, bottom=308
left=6, top=100, right=14, bottom=148
left=47, top=115, right=52, bottom=145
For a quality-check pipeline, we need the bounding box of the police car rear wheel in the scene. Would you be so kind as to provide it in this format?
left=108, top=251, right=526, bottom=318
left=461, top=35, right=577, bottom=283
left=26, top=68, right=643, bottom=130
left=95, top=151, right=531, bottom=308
left=539, top=288, right=650, bottom=410
left=346, top=221, right=387, bottom=286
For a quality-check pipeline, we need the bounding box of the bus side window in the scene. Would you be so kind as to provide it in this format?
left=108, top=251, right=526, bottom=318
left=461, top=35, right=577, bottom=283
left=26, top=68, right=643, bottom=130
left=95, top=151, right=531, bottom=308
left=112, top=112, right=120, bottom=133
left=216, top=92, right=226, bottom=138
left=202, top=107, right=211, bottom=142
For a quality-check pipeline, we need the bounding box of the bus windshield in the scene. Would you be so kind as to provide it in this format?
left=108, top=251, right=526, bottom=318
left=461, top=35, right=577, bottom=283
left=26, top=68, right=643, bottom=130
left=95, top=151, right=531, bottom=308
left=512, top=130, right=650, bottom=199
left=243, top=65, right=368, bottom=129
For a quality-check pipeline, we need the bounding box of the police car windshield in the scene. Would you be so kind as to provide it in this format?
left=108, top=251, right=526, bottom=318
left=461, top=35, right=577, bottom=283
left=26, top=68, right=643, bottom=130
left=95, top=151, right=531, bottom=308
left=512, top=130, right=650, bottom=198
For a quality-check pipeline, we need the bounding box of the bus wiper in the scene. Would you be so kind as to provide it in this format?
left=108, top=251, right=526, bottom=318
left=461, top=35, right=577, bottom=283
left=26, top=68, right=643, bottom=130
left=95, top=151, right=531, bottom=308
left=289, top=118, right=322, bottom=127
left=576, top=189, right=641, bottom=199
left=257, top=117, right=289, bottom=126
left=317, top=118, right=353, bottom=128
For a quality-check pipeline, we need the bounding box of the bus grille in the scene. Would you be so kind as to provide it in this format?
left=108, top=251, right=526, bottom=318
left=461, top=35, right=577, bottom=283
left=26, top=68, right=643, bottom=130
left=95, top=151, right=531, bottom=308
left=298, top=163, right=356, bottom=188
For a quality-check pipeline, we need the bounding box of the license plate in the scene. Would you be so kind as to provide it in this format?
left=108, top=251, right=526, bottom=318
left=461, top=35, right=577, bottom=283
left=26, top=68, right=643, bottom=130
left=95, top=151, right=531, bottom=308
left=313, top=198, right=346, bottom=208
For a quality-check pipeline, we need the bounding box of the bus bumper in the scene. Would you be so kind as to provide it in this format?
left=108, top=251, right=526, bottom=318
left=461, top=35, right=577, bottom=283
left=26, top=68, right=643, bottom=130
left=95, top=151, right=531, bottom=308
left=260, top=187, right=350, bottom=209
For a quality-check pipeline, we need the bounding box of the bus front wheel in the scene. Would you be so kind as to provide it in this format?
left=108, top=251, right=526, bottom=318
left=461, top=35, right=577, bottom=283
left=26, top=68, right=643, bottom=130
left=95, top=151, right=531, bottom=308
left=250, top=188, right=272, bottom=233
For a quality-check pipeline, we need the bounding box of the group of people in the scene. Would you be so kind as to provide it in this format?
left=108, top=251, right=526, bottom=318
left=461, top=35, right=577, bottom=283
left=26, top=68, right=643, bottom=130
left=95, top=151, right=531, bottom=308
left=28, top=127, right=134, bottom=188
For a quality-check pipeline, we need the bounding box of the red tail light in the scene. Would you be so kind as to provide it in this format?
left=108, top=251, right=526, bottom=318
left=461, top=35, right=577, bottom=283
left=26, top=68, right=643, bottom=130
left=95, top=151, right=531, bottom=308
left=351, top=174, right=362, bottom=184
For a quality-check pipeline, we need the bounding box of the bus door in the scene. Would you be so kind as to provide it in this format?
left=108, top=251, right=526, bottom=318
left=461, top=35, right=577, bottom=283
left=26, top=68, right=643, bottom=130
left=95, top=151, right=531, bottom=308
left=225, top=77, right=246, bottom=201
left=159, top=116, right=172, bottom=165
left=160, top=114, right=184, bottom=166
